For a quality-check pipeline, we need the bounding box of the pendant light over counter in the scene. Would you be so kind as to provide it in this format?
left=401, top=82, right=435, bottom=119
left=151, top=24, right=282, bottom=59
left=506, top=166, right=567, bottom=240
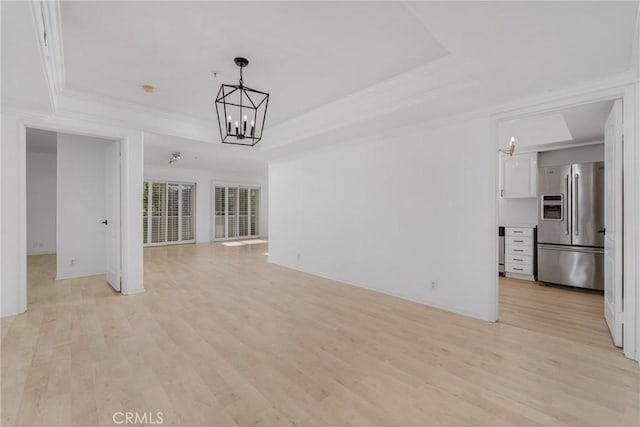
left=215, top=57, right=269, bottom=146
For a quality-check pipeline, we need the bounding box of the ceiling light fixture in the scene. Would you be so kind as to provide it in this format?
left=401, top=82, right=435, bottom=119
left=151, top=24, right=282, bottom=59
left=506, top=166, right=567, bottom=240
left=142, top=84, right=157, bottom=93
left=499, top=136, right=516, bottom=156
left=215, top=57, right=269, bottom=147
left=168, top=152, right=181, bottom=164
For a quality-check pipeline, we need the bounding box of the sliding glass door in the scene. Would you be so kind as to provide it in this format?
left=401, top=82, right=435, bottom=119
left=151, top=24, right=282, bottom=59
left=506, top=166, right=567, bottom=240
left=143, top=180, right=196, bottom=246
left=213, top=185, right=260, bottom=241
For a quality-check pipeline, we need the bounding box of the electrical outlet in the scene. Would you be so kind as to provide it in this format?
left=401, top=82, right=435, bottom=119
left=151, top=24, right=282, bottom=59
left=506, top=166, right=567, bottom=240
left=296, top=253, right=301, bottom=262
left=431, top=280, right=438, bottom=289
left=70, top=259, right=76, bottom=266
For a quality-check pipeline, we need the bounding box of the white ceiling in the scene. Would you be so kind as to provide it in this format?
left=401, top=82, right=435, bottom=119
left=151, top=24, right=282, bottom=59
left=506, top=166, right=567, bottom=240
left=498, top=99, right=615, bottom=150
left=3, top=1, right=638, bottom=165
left=60, top=1, right=447, bottom=125
left=1, top=2, right=52, bottom=111
left=406, top=1, right=638, bottom=109
left=144, top=132, right=267, bottom=177
left=26, top=128, right=58, bottom=154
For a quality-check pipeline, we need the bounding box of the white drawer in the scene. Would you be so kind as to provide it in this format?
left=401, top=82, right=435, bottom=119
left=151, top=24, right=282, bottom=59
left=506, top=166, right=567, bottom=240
left=506, top=262, right=533, bottom=275
left=505, top=254, right=532, bottom=265
left=506, top=244, right=533, bottom=256
left=506, top=227, right=533, bottom=238
left=506, top=236, right=532, bottom=247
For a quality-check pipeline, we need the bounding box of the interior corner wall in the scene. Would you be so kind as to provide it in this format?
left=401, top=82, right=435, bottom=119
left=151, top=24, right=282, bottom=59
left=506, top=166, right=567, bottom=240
left=26, top=151, right=57, bottom=255
left=56, top=133, right=108, bottom=279
left=268, top=118, right=496, bottom=320
left=143, top=164, right=269, bottom=242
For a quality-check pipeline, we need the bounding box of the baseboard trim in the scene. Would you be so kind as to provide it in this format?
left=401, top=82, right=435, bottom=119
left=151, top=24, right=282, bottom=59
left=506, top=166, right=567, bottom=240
left=268, top=259, right=494, bottom=322
left=55, top=271, right=106, bottom=280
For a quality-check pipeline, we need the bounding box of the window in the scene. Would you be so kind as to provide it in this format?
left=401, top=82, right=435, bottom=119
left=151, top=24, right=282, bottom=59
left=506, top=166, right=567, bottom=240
left=143, top=180, right=196, bottom=246
left=213, top=185, right=260, bottom=240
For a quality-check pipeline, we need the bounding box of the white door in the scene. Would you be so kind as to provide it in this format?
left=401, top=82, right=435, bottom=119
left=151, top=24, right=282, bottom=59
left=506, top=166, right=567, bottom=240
left=604, top=99, right=623, bottom=346
left=105, top=141, right=121, bottom=291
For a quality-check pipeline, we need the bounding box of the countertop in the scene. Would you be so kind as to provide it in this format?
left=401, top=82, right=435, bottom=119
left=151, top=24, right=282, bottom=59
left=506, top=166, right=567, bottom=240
left=499, top=223, right=537, bottom=229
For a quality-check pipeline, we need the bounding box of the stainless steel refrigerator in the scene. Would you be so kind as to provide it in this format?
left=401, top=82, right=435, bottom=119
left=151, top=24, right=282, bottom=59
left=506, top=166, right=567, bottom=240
left=537, top=162, right=605, bottom=290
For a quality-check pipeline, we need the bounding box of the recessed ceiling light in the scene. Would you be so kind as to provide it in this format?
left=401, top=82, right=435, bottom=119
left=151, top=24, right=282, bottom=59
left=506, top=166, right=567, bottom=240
left=142, top=84, right=156, bottom=93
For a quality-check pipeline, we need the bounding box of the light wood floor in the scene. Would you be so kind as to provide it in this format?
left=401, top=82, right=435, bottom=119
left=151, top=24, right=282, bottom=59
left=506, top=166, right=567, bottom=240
left=2, top=245, right=639, bottom=426
left=499, top=277, right=614, bottom=350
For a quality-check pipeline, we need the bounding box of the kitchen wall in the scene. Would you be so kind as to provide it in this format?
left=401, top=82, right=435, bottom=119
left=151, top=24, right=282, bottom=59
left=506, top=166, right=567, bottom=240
left=57, top=133, right=110, bottom=279
left=269, top=119, right=496, bottom=321
left=499, top=143, right=604, bottom=226
left=144, top=164, right=269, bottom=242
left=538, top=142, right=604, bottom=167
left=26, top=151, right=57, bottom=255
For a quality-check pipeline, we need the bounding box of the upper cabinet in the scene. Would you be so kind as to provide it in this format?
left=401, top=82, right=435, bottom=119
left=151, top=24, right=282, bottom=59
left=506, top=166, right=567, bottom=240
left=500, top=152, right=537, bottom=198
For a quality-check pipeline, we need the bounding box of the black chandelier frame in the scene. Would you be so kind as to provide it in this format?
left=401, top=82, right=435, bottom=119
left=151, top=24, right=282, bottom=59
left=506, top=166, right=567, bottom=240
left=215, top=57, right=269, bottom=147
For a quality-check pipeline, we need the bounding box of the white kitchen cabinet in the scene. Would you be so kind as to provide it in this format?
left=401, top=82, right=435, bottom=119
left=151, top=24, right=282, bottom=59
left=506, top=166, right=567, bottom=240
left=504, top=226, right=536, bottom=281
left=500, top=152, right=537, bottom=198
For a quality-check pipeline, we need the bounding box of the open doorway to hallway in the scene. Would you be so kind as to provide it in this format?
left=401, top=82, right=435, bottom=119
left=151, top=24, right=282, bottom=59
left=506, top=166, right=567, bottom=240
left=25, top=128, right=122, bottom=309
left=495, top=98, right=624, bottom=352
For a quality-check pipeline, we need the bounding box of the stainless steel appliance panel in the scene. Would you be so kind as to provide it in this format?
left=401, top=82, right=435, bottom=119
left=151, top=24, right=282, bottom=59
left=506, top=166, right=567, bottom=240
left=537, top=244, right=604, bottom=290
left=538, top=165, right=572, bottom=245
left=572, top=162, right=605, bottom=247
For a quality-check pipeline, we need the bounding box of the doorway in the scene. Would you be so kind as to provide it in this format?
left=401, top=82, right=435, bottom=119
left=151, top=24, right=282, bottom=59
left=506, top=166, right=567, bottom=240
left=25, top=127, right=122, bottom=309
left=494, top=95, right=633, bottom=358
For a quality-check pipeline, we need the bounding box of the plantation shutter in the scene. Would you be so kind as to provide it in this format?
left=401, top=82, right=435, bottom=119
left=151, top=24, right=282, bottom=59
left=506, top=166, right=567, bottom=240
left=144, top=180, right=196, bottom=247
left=215, top=186, right=226, bottom=239
left=212, top=185, right=261, bottom=241
left=151, top=182, right=167, bottom=243
left=227, top=187, right=238, bottom=238
left=166, top=184, right=180, bottom=242
left=239, top=187, right=249, bottom=237
left=250, top=188, right=259, bottom=236
left=181, top=184, right=194, bottom=241
left=143, top=181, right=149, bottom=244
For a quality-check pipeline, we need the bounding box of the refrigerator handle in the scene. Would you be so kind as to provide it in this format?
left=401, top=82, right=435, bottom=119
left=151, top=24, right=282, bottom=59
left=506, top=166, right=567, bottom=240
left=565, top=174, right=570, bottom=235
left=573, top=173, right=579, bottom=236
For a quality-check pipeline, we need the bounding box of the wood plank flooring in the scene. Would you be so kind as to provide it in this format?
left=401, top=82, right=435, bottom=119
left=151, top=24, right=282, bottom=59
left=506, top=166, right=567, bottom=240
left=2, top=244, right=639, bottom=426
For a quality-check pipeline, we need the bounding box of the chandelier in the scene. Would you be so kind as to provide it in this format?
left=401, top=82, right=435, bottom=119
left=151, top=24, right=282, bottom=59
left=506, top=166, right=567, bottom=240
left=215, top=57, right=269, bottom=146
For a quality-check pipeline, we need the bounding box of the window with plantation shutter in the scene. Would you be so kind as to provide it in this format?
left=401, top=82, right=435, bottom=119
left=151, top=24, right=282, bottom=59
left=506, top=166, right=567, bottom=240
left=143, top=181, right=149, bottom=244
left=212, top=184, right=260, bottom=241
left=167, top=184, right=179, bottom=242
left=239, top=187, right=249, bottom=237
left=250, top=188, right=259, bottom=236
left=181, top=184, right=194, bottom=241
left=150, top=182, right=167, bottom=243
left=227, top=187, right=238, bottom=238
left=143, top=180, right=196, bottom=247
left=215, top=186, right=226, bottom=239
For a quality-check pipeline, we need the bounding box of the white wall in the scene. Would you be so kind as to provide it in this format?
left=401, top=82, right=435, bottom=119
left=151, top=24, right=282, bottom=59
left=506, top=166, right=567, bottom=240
left=56, top=133, right=108, bottom=279
left=143, top=164, right=269, bottom=242
left=1, top=115, right=24, bottom=316
left=499, top=143, right=605, bottom=226
left=26, top=152, right=57, bottom=254
left=269, top=119, right=496, bottom=320
left=538, top=142, right=604, bottom=167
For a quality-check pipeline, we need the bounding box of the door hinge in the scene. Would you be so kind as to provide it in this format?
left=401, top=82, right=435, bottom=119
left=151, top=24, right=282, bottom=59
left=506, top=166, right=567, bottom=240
left=500, top=189, right=504, bottom=197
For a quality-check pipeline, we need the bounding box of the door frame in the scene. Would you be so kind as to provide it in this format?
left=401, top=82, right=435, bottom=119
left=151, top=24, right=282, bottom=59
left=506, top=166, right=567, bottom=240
left=490, top=81, right=639, bottom=362
left=8, top=110, right=145, bottom=314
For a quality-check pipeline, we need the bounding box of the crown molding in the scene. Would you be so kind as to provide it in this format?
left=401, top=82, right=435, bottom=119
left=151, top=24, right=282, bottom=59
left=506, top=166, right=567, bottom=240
left=29, top=0, right=65, bottom=111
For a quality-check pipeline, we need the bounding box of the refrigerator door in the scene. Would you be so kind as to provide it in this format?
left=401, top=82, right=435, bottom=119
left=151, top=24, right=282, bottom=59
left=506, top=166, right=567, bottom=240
left=538, top=165, right=572, bottom=245
left=572, top=162, right=605, bottom=247
left=538, top=244, right=604, bottom=290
